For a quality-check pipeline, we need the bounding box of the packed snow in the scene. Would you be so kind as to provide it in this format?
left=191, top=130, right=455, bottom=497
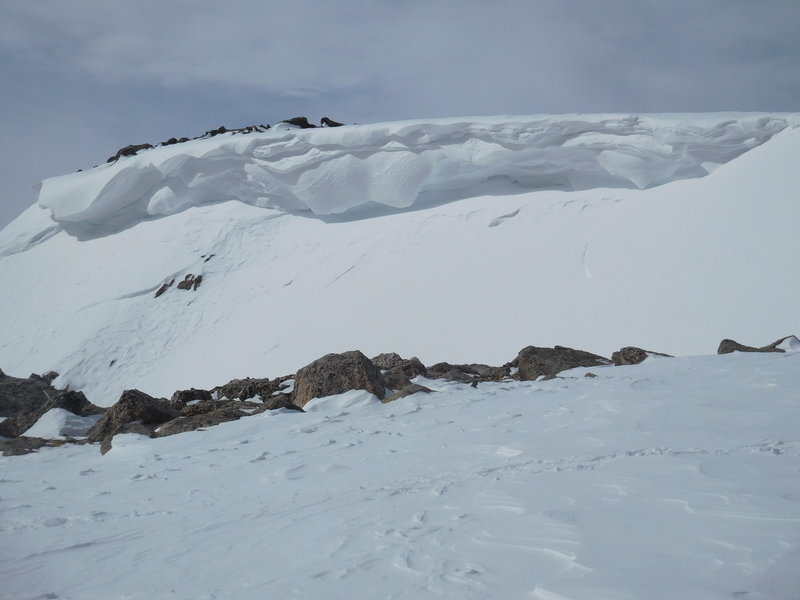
left=2, top=353, right=799, bottom=599
left=33, top=114, right=797, bottom=238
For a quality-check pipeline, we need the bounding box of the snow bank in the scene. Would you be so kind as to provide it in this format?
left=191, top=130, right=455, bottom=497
left=21, top=408, right=100, bottom=439
left=35, top=113, right=797, bottom=237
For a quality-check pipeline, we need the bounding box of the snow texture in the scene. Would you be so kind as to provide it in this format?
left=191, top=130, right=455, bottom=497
left=33, top=114, right=796, bottom=238
left=1, top=353, right=799, bottom=599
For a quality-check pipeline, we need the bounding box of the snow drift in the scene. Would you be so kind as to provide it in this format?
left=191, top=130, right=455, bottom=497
left=1, top=113, right=799, bottom=404
left=34, top=113, right=796, bottom=238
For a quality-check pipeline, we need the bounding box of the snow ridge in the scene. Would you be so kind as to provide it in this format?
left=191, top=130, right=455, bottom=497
left=35, top=113, right=796, bottom=238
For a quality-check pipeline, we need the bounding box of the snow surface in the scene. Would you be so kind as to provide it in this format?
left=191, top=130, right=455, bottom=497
left=33, top=114, right=797, bottom=237
left=20, top=408, right=100, bottom=439
left=1, top=353, right=799, bottom=599
left=0, top=113, right=799, bottom=404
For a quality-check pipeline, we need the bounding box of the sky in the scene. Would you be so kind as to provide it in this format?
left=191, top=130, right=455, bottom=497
left=1, top=0, right=799, bottom=229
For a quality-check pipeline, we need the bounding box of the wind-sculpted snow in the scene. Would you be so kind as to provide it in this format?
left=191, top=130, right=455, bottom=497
left=36, top=113, right=797, bottom=237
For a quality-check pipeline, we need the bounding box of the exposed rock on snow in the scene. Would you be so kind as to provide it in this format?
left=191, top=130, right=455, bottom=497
left=382, top=383, right=433, bottom=404
left=426, top=362, right=511, bottom=383
left=107, top=143, right=153, bottom=163
left=213, top=376, right=288, bottom=402
left=169, top=387, right=213, bottom=407
left=0, top=371, right=61, bottom=420
left=294, top=351, right=386, bottom=407
left=717, top=335, right=798, bottom=354
left=87, top=389, right=179, bottom=452
left=381, top=357, right=428, bottom=390
left=515, top=345, right=610, bottom=381
left=1, top=389, right=103, bottom=438
left=611, top=346, right=672, bottom=366
left=371, top=352, right=407, bottom=370
left=282, top=116, right=317, bottom=129
left=176, top=273, right=203, bottom=291
left=155, top=404, right=255, bottom=438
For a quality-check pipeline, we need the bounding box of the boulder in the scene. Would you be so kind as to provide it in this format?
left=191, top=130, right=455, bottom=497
left=371, top=352, right=406, bottom=370
left=86, top=389, right=179, bottom=447
left=293, top=351, right=385, bottom=407
left=717, top=335, right=798, bottom=355
left=170, top=388, right=213, bottom=408
left=213, top=377, right=275, bottom=401
left=282, top=116, right=317, bottom=129
left=382, top=384, right=433, bottom=404
left=611, top=346, right=672, bottom=366
left=176, top=274, right=203, bottom=291
left=321, top=117, right=344, bottom=127
left=515, top=346, right=610, bottom=381
left=425, top=362, right=509, bottom=383
left=156, top=404, right=250, bottom=437
left=0, top=371, right=60, bottom=420
left=382, top=357, right=428, bottom=390
left=106, top=143, right=153, bottom=163
left=0, top=390, right=104, bottom=438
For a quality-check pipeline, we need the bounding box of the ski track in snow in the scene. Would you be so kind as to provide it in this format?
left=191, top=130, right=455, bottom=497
left=1, top=354, right=799, bottom=600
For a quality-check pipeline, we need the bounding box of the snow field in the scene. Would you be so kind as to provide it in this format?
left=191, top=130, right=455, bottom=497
left=1, top=352, right=798, bottom=599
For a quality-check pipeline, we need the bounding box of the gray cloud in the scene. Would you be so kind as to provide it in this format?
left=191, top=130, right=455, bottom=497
left=1, top=0, right=799, bottom=227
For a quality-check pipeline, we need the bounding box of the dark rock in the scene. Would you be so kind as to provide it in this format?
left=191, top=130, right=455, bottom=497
left=107, top=143, right=153, bottom=163
left=176, top=274, right=203, bottom=291
left=261, top=393, right=303, bottom=412
left=515, top=345, right=610, bottom=381
left=154, top=279, right=175, bottom=298
left=611, top=346, right=672, bottom=366
left=584, top=372, right=598, bottom=378
left=178, top=137, right=189, bottom=143
left=293, top=351, right=385, bottom=407
left=2, top=390, right=103, bottom=437
left=156, top=405, right=248, bottom=437
left=162, top=137, right=179, bottom=146
left=169, top=388, right=213, bottom=407
left=383, top=384, right=433, bottom=404
left=321, top=117, right=344, bottom=127
left=282, top=116, right=317, bottom=129
left=42, top=371, right=59, bottom=385
left=86, top=390, right=179, bottom=447
left=213, top=377, right=275, bottom=401
left=717, top=336, right=797, bottom=355
left=371, top=352, right=406, bottom=370
left=0, top=371, right=62, bottom=421
left=382, top=357, right=427, bottom=390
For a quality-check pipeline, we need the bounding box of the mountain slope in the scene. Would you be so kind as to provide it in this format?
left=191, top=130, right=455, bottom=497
left=0, top=114, right=798, bottom=405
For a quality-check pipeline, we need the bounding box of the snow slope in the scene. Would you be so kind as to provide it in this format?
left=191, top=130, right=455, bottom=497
left=0, top=114, right=799, bottom=404
left=2, top=353, right=799, bottom=599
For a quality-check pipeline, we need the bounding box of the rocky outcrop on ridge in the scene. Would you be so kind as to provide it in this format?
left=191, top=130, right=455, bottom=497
left=717, top=335, right=799, bottom=354
left=294, top=350, right=386, bottom=407
left=86, top=389, right=180, bottom=452
left=2, top=334, right=796, bottom=456
left=514, top=346, right=611, bottom=381
left=611, top=346, right=672, bottom=366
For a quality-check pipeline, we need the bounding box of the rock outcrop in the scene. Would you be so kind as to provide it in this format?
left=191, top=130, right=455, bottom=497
left=293, top=351, right=386, bottom=407
left=611, top=346, right=672, bottom=366
left=0, top=390, right=104, bottom=438
left=106, top=143, right=153, bottom=163
left=282, top=116, right=317, bottom=129
left=86, top=389, right=179, bottom=452
left=717, top=335, right=799, bottom=355
left=382, top=384, right=433, bottom=404
left=514, top=346, right=610, bottom=381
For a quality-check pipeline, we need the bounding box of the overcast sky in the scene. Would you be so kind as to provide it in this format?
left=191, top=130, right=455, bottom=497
left=1, top=0, right=799, bottom=228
